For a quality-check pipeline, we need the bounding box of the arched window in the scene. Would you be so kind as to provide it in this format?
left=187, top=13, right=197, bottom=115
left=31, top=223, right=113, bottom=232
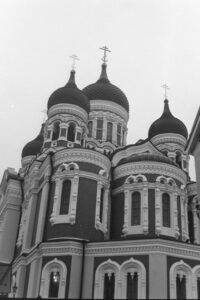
left=40, top=259, right=67, bottom=299
left=88, top=121, right=93, bottom=138
left=67, top=123, right=76, bottom=142
left=60, top=180, right=71, bottom=215
left=49, top=271, right=60, bottom=298
left=120, top=258, right=146, bottom=299
left=99, top=187, right=104, bottom=223
left=52, top=122, right=60, bottom=140
left=176, top=274, right=186, bottom=299
left=131, top=192, right=141, bottom=226
left=127, top=272, right=138, bottom=299
left=107, top=122, right=113, bottom=142
left=169, top=260, right=192, bottom=299
left=94, top=259, right=119, bottom=299
left=162, top=193, right=170, bottom=228
left=104, top=273, right=115, bottom=299
left=96, top=118, right=103, bottom=140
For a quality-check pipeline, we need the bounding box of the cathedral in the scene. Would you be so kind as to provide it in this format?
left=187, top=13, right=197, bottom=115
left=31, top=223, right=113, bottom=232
left=0, top=49, right=200, bottom=299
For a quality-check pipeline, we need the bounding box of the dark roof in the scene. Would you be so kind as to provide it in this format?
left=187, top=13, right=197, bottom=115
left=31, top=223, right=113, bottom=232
left=117, top=153, right=178, bottom=167
left=22, top=124, right=44, bottom=158
left=82, top=64, right=129, bottom=112
left=148, top=99, right=188, bottom=139
left=48, top=70, right=90, bottom=113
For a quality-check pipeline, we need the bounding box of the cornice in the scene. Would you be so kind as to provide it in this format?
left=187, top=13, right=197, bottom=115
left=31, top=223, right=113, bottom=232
left=48, top=103, right=88, bottom=123
left=150, top=133, right=186, bottom=147
left=54, top=149, right=111, bottom=172
left=86, top=239, right=200, bottom=260
left=114, top=161, right=187, bottom=185
left=90, top=100, right=129, bottom=122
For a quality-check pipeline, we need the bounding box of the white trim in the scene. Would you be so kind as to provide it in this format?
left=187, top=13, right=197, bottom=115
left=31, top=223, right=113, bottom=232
left=40, top=258, right=67, bottom=298
left=169, top=260, right=193, bottom=299
left=120, top=257, right=146, bottom=299
left=50, top=162, right=79, bottom=225
left=94, top=259, right=120, bottom=299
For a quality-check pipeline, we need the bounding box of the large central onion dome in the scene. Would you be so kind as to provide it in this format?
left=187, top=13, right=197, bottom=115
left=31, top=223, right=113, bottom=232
left=47, top=70, right=89, bottom=113
left=148, top=99, right=188, bottom=139
left=82, top=63, right=129, bottom=112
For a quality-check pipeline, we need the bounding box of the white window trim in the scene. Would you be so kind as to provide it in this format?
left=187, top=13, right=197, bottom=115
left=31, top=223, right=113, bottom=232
left=122, top=175, right=148, bottom=236
left=40, top=258, right=67, bottom=299
left=155, top=176, right=180, bottom=238
left=120, top=258, right=146, bottom=299
left=95, top=169, right=110, bottom=233
left=94, top=258, right=146, bottom=299
left=169, top=260, right=193, bottom=299
left=94, top=259, right=120, bottom=299
left=50, top=163, right=79, bottom=225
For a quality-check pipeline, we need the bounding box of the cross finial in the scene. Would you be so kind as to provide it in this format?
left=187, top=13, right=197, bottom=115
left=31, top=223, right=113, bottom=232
left=161, top=84, right=170, bottom=99
left=99, top=45, right=111, bottom=64
left=69, top=54, right=80, bottom=71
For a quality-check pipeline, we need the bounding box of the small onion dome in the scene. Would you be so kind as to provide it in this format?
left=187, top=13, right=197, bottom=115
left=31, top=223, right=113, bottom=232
left=47, top=70, right=89, bottom=113
left=148, top=99, right=188, bottom=139
left=117, top=153, right=178, bottom=167
left=21, top=124, right=44, bottom=158
left=82, top=63, right=129, bottom=112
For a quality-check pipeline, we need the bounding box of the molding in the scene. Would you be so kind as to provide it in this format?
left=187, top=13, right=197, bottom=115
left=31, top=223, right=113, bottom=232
left=114, top=161, right=187, bottom=185
left=90, top=100, right=129, bottom=122
left=85, top=239, right=200, bottom=259
left=150, top=133, right=187, bottom=148
left=48, top=103, right=88, bottom=123
left=54, top=148, right=111, bottom=172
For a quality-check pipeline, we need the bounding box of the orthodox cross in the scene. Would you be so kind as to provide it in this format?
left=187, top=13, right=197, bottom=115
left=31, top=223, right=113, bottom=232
left=99, top=46, right=111, bottom=64
left=161, top=84, right=170, bottom=99
left=69, top=54, right=80, bottom=71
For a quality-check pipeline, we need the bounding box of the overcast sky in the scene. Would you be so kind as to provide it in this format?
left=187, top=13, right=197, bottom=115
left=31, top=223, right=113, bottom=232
left=0, top=0, right=199, bottom=180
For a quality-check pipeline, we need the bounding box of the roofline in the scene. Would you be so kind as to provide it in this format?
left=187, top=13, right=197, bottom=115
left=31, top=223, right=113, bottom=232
left=186, top=106, right=200, bottom=154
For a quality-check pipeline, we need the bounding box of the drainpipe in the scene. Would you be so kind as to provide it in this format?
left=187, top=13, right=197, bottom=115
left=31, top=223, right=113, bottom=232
left=79, top=240, right=87, bottom=299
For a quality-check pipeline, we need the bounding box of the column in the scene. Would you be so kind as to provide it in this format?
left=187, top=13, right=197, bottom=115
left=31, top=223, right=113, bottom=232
left=155, top=187, right=161, bottom=235
left=122, top=188, right=129, bottom=236
left=35, top=177, right=50, bottom=244
left=173, top=193, right=179, bottom=239
left=27, top=257, right=42, bottom=298
left=142, top=185, right=148, bottom=234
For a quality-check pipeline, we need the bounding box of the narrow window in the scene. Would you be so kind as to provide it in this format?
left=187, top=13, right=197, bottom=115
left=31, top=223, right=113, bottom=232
left=188, top=210, right=194, bottom=243
left=176, top=274, right=186, bottom=299
left=103, top=273, right=115, bottom=300
left=48, top=271, right=60, bottom=298
left=99, top=188, right=104, bottom=223
left=117, top=124, right=122, bottom=145
left=67, top=123, right=76, bottom=142
left=131, top=192, right=141, bottom=226
left=162, top=193, right=170, bottom=227
left=88, top=121, right=93, bottom=138
left=127, top=272, right=138, bottom=300
left=52, top=122, right=60, bottom=140
left=60, top=180, right=71, bottom=215
left=107, top=122, right=113, bottom=142
left=96, top=118, right=103, bottom=140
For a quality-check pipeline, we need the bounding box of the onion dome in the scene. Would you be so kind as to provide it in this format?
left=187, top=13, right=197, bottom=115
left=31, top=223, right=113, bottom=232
left=148, top=99, right=188, bottom=139
left=117, top=153, right=178, bottom=167
left=22, top=124, right=44, bottom=158
left=82, top=63, right=129, bottom=112
left=47, top=70, right=89, bottom=113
